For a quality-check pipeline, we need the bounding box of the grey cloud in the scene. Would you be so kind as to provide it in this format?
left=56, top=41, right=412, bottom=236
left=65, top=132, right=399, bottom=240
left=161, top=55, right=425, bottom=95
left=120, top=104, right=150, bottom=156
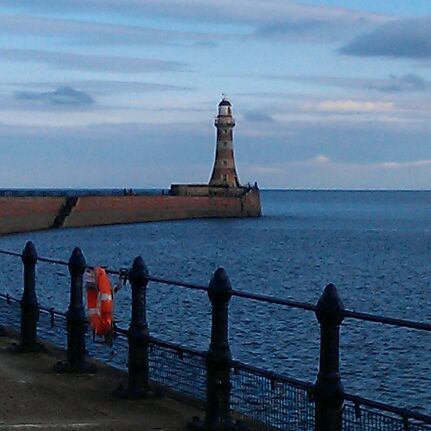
left=193, top=40, right=219, bottom=48
left=12, top=81, right=193, bottom=95
left=243, top=111, right=274, bottom=123
left=268, top=74, right=430, bottom=93
left=15, top=86, right=94, bottom=106
left=0, top=49, right=186, bottom=74
left=254, top=15, right=380, bottom=43
left=257, top=19, right=331, bottom=37
left=374, top=74, right=428, bottom=93
left=255, top=19, right=335, bottom=42
left=340, top=16, right=431, bottom=59
left=75, top=81, right=192, bottom=94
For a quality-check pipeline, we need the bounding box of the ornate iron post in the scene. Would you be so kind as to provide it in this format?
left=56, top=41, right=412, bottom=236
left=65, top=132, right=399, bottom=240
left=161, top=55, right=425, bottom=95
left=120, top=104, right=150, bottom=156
left=12, top=241, right=44, bottom=352
left=115, top=256, right=157, bottom=398
left=314, top=283, right=345, bottom=431
left=55, top=247, right=95, bottom=373
left=190, top=268, right=243, bottom=431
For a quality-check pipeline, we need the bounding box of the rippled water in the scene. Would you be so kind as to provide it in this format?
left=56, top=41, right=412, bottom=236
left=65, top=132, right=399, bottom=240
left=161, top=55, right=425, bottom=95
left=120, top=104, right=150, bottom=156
left=0, top=190, right=430, bottom=412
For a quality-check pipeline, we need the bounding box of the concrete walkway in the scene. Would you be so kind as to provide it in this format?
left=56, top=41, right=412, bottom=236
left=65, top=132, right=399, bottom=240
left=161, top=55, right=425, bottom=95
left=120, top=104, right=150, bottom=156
left=0, top=336, right=201, bottom=431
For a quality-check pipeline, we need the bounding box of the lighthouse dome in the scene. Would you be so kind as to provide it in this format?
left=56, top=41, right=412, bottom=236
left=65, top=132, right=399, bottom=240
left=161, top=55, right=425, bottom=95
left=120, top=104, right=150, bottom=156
left=218, top=98, right=231, bottom=107
left=218, top=97, right=232, bottom=116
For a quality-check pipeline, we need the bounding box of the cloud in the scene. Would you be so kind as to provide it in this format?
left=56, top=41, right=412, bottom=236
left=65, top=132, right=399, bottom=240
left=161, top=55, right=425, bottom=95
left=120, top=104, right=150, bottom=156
left=15, top=86, right=94, bottom=107
left=233, top=90, right=431, bottom=126
left=1, top=116, right=431, bottom=189
left=303, top=99, right=395, bottom=114
left=304, top=156, right=431, bottom=170
left=254, top=13, right=387, bottom=43
left=0, top=13, right=221, bottom=47
left=270, top=73, right=430, bottom=93
left=11, top=80, right=192, bottom=95
left=243, top=111, right=274, bottom=123
left=235, top=116, right=431, bottom=168
left=376, top=74, right=429, bottom=92
left=246, top=165, right=282, bottom=175
left=242, top=157, right=431, bottom=189
left=67, top=80, right=192, bottom=94
left=0, top=0, right=389, bottom=23
left=340, top=16, right=431, bottom=59
left=193, top=40, right=219, bottom=48
left=255, top=19, right=337, bottom=41
left=378, top=159, right=431, bottom=169
left=0, top=121, right=215, bottom=188
left=0, top=1, right=391, bottom=44
left=0, top=49, right=186, bottom=74
left=312, top=154, right=330, bottom=164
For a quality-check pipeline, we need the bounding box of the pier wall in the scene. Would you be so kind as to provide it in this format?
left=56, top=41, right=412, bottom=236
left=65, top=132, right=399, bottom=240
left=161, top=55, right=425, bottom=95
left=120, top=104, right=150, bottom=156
left=0, top=197, right=64, bottom=235
left=0, top=189, right=260, bottom=235
left=63, top=195, right=244, bottom=228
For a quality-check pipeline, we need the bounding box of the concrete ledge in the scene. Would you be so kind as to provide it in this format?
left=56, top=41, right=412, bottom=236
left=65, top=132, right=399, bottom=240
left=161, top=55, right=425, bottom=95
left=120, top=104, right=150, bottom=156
left=0, top=333, right=201, bottom=430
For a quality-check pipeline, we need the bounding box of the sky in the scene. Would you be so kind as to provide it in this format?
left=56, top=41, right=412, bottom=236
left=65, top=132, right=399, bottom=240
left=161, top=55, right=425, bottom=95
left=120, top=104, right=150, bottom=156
left=1, top=1, right=431, bottom=190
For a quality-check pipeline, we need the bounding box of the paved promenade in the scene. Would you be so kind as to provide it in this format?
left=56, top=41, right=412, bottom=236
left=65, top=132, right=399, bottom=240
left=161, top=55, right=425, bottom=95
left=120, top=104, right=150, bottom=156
left=0, top=335, right=200, bottom=431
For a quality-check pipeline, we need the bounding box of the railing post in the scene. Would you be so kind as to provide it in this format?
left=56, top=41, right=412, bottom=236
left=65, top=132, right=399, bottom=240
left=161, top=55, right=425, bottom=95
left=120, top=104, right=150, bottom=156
left=314, top=283, right=345, bottom=431
left=115, top=256, right=158, bottom=398
left=190, top=268, right=243, bottom=430
left=11, top=242, right=44, bottom=352
left=54, top=247, right=95, bottom=373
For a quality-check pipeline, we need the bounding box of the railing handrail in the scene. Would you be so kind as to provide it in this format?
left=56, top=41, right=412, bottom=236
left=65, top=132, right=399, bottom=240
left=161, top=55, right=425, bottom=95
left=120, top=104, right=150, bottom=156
left=0, top=290, right=430, bottom=425
left=0, top=248, right=429, bottom=333
left=1, top=291, right=430, bottom=425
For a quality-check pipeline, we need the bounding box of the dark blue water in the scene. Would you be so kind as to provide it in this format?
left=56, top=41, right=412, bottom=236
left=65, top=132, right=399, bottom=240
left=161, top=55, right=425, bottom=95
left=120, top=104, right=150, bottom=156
left=0, top=190, right=430, bottom=413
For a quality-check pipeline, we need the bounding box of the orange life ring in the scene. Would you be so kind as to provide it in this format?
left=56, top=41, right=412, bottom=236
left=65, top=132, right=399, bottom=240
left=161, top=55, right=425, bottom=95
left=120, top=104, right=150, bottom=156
left=86, top=267, right=113, bottom=336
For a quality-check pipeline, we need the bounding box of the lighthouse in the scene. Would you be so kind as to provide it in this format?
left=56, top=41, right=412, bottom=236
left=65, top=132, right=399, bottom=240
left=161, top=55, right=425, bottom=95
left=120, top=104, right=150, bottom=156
left=169, top=96, right=260, bottom=217
left=209, top=97, right=240, bottom=187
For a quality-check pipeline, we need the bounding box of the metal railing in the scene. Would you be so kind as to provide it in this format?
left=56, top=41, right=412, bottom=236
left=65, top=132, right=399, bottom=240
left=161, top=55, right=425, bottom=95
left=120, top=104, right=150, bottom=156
left=0, top=189, right=168, bottom=197
left=0, top=243, right=429, bottom=431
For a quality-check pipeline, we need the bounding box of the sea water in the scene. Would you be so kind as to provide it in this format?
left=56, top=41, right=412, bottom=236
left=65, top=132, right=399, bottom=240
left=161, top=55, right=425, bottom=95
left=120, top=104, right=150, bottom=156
left=0, top=190, right=430, bottom=412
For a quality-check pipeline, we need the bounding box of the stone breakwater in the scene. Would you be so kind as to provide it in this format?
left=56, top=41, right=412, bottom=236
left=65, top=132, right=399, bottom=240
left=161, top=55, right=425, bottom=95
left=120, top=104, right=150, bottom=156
left=0, top=188, right=261, bottom=235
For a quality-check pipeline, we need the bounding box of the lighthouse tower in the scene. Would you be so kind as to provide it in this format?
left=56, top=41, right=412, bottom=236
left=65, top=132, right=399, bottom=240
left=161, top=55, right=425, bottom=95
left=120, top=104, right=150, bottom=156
left=209, top=97, right=240, bottom=187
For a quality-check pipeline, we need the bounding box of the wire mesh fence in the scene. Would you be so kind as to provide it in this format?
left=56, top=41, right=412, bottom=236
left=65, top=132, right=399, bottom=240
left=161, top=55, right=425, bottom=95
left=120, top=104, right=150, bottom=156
left=230, top=363, right=314, bottom=431
left=342, top=402, right=431, bottom=431
left=148, top=340, right=207, bottom=400
left=0, top=294, right=20, bottom=329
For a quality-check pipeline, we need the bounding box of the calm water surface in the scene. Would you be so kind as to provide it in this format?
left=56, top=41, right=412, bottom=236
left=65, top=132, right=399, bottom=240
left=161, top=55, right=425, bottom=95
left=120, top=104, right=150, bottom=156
left=0, top=190, right=430, bottom=412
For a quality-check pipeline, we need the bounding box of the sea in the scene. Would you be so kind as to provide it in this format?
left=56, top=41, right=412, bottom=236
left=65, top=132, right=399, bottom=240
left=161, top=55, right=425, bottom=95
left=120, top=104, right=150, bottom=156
left=0, top=190, right=430, bottom=413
